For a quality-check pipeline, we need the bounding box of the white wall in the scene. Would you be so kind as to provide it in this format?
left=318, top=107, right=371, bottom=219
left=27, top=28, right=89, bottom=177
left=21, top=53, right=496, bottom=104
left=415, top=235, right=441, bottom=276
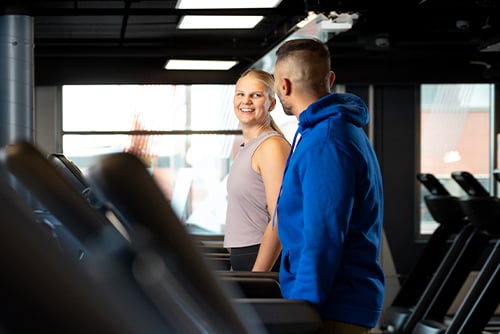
left=34, top=86, right=62, bottom=155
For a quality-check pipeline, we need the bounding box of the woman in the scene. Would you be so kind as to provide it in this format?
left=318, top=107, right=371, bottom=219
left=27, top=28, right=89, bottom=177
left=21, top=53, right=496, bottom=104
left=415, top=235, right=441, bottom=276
left=224, top=69, right=291, bottom=272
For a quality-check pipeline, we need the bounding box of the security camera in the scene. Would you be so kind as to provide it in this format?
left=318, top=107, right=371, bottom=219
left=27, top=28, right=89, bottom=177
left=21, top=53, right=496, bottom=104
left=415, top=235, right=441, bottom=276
left=456, top=20, right=470, bottom=30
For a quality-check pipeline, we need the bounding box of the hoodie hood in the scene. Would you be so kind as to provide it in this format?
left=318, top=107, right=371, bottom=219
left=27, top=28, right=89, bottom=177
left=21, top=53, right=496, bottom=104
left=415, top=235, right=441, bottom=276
left=298, top=93, right=369, bottom=131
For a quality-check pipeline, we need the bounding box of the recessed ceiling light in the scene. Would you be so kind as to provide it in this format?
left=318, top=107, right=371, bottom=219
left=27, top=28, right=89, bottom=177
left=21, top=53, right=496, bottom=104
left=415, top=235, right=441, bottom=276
left=176, top=0, right=282, bottom=9
left=178, top=15, right=263, bottom=29
left=164, top=59, right=238, bottom=70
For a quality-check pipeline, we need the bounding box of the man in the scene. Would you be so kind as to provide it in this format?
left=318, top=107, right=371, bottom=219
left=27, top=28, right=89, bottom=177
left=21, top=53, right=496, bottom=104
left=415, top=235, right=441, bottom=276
left=273, top=38, right=385, bottom=334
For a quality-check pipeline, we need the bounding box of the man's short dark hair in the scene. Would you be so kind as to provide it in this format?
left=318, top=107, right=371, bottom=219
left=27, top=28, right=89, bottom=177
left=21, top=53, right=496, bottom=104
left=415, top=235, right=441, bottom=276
left=275, top=38, right=330, bottom=62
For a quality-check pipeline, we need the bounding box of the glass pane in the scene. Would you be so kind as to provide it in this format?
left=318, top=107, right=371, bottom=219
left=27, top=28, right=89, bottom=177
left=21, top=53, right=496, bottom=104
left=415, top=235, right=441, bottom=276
left=420, top=84, right=492, bottom=234
left=63, top=133, right=241, bottom=234
left=62, top=84, right=240, bottom=131
left=63, top=134, right=128, bottom=167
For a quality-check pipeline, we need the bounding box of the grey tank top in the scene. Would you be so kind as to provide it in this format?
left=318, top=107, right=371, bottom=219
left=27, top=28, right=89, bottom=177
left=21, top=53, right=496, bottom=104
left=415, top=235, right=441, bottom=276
left=224, top=131, right=281, bottom=248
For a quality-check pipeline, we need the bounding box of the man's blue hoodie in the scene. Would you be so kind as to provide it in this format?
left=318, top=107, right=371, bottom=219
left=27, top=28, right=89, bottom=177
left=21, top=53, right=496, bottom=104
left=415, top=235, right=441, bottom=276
left=277, top=93, right=385, bottom=328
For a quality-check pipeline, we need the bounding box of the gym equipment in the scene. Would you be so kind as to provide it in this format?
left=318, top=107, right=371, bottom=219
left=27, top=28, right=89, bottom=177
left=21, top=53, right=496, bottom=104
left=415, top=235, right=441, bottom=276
left=0, top=168, right=172, bottom=333
left=1, top=140, right=263, bottom=333
left=379, top=173, right=468, bottom=332
left=411, top=171, right=500, bottom=334
left=85, top=150, right=323, bottom=334
left=48, top=151, right=282, bottom=299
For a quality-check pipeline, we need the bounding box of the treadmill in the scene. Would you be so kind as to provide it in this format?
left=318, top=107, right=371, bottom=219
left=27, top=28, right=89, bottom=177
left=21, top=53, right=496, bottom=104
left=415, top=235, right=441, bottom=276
left=410, top=171, right=500, bottom=334
left=1, top=141, right=322, bottom=334
left=1, top=140, right=265, bottom=334
left=85, top=149, right=322, bottom=334
left=48, top=152, right=283, bottom=299
left=379, top=173, right=468, bottom=332
left=0, top=169, right=175, bottom=333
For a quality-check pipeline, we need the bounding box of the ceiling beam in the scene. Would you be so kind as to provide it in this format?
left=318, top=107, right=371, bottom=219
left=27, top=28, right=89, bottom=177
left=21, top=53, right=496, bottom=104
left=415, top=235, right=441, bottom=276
left=28, top=8, right=303, bottom=16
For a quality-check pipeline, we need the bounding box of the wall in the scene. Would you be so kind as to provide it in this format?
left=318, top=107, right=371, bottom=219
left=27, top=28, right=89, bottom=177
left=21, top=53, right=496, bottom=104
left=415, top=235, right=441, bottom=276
left=34, top=86, right=62, bottom=155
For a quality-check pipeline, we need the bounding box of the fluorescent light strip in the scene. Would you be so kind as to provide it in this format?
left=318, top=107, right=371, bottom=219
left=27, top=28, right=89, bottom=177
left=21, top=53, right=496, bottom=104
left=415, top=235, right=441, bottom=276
left=178, top=15, right=263, bottom=29
left=176, top=0, right=282, bottom=9
left=165, top=59, right=238, bottom=70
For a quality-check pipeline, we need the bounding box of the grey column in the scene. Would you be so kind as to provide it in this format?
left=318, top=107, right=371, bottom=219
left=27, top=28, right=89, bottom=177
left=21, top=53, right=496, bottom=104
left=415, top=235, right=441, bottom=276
left=0, top=14, right=35, bottom=205
left=0, top=14, right=34, bottom=147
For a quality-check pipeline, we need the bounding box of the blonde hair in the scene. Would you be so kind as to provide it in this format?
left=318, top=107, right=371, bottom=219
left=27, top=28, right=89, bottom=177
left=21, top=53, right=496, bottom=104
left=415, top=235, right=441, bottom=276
left=237, top=69, right=286, bottom=137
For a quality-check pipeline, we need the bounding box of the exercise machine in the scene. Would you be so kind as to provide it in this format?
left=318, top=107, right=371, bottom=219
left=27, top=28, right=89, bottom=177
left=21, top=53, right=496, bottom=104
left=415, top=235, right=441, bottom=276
left=379, top=173, right=468, bottom=332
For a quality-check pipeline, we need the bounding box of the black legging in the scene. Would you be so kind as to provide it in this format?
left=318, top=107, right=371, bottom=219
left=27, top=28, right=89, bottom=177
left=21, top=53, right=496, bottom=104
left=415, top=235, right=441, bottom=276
left=229, top=244, right=281, bottom=272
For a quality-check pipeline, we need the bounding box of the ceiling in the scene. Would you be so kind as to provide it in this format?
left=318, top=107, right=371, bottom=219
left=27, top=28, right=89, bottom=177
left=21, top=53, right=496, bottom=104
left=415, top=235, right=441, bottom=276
left=2, top=0, right=500, bottom=85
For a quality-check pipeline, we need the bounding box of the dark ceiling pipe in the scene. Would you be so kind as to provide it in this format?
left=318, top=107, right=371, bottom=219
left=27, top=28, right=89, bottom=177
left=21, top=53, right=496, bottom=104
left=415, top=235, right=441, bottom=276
left=27, top=8, right=297, bottom=16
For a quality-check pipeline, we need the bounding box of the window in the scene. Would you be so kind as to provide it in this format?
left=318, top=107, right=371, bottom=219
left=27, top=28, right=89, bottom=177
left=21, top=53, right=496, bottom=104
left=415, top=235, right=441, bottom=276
left=420, top=84, right=493, bottom=234
left=62, top=84, right=297, bottom=234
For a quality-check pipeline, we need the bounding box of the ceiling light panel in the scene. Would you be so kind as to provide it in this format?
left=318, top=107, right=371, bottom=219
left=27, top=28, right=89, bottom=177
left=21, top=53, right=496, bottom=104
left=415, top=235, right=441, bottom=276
left=176, top=0, right=282, bottom=8
left=164, top=60, right=238, bottom=70
left=178, top=15, right=263, bottom=29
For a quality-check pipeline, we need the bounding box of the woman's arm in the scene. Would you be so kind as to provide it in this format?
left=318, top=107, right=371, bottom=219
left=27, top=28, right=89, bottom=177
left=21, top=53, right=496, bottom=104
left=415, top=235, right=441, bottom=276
left=251, top=136, right=290, bottom=271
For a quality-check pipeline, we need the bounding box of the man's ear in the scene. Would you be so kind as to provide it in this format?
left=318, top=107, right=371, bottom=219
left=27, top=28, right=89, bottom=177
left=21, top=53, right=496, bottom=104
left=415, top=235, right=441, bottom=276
left=328, top=71, right=336, bottom=88
left=283, top=78, right=292, bottom=96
